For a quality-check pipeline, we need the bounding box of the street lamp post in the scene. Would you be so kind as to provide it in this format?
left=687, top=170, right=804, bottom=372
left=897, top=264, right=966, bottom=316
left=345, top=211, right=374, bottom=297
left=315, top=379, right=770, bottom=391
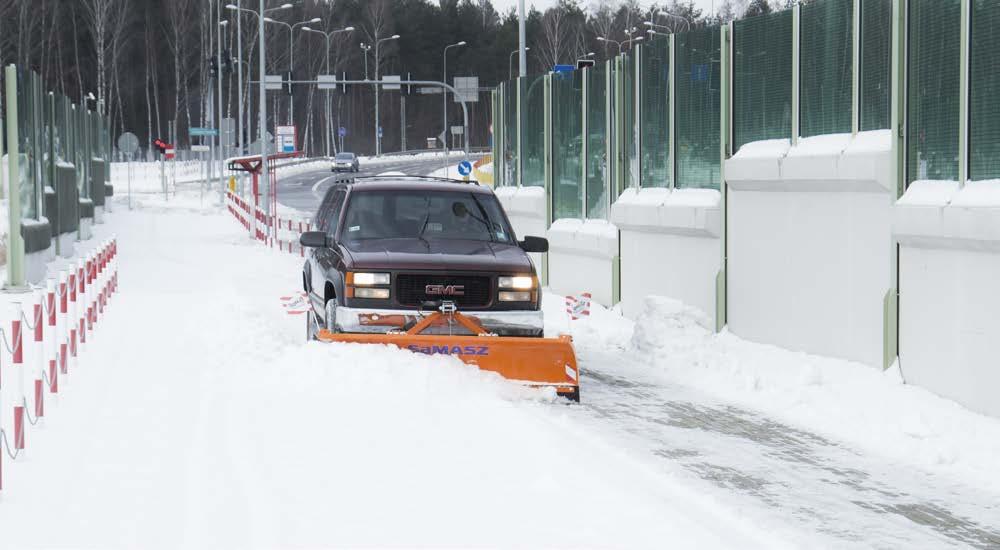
left=303, top=25, right=354, bottom=158
left=509, top=46, right=530, bottom=81
left=597, top=36, right=623, bottom=55
left=622, top=35, right=644, bottom=51
left=217, top=15, right=226, bottom=202
left=225, top=1, right=291, bottom=236
left=443, top=40, right=466, bottom=153
left=374, top=34, right=400, bottom=156
left=647, top=10, right=691, bottom=33
left=359, top=42, right=371, bottom=79
left=265, top=16, right=321, bottom=125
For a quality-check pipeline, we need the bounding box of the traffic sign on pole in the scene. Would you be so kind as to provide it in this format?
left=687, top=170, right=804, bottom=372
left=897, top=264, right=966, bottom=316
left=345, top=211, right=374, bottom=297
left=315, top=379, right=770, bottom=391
left=338, top=126, right=347, bottom=137
left=190, top=127, right=219, bottom=137
left=457, top=160, right=473, bottom=176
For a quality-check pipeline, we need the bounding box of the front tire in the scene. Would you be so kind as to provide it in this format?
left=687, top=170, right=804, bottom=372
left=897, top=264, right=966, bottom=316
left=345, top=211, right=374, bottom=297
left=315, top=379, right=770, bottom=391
left=324, top=299, right=339, bottom=332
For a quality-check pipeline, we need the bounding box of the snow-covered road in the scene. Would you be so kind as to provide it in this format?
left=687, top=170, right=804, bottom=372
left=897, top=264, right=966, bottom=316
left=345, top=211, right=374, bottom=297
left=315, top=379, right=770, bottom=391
left=0, top=203, right=785, bottom=549
left=2, top=196, right=998, bottom=549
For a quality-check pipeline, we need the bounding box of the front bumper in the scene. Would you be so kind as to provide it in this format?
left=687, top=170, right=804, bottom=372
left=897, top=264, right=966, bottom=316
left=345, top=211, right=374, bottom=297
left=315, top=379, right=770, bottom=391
left=335, top=306, right=544, bottom=337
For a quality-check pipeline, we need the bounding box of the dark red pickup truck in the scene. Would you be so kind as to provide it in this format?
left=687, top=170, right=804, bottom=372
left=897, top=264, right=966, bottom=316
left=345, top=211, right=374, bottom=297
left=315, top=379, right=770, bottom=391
left=300, top=176, right=549, bottom=340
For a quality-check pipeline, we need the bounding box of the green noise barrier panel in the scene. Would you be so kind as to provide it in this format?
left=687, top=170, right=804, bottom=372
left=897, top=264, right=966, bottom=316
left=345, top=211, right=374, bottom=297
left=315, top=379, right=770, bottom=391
left=551, top=70, right=583, bottom=220
left=800, top=0, right=853, bottom=137
left=676, top=26, right=722, bottom=189
left=640, top=39, right=670, bottom=188
left=860, top=0, right=892, bottom=131
left=734, top=10, right=793, bottom=152
left=970, top=0, right=1000, bottom=180
left=906, top=0, right=960, bottom=184
left=521, top=75, right=546, bottom=187
left=586, top=64, right=608, bottom=219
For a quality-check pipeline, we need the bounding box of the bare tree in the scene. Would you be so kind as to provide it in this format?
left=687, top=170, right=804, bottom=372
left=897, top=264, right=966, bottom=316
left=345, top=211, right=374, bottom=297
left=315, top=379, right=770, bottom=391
left=538, top=2, right=586, bottom=70
left=81, top=0, right=120, bottom=112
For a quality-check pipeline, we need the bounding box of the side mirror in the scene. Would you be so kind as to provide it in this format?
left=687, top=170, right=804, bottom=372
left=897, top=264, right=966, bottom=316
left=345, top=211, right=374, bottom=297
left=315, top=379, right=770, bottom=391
left=518, top=236, right=549, bottom=253
left=300, top=231, right=329, bottom=248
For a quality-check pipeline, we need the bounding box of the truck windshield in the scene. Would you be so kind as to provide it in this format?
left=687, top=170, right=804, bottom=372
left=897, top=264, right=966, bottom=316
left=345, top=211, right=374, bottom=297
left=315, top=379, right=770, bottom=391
left=340, top=190, right=514, bottom=244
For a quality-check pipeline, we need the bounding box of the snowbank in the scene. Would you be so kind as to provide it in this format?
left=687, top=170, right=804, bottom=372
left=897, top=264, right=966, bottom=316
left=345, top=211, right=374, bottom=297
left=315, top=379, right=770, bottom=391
left=542, top=292, right=1000, bottom=495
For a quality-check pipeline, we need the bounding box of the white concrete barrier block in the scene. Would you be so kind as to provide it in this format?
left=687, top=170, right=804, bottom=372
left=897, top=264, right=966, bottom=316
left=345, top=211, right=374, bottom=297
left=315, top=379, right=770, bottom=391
left=893, top=180, right=960, bottom=242
left=782, top=134, right=851, bottom=181
left=725, top=138, right=790, bottom=185
left=840, top=130, right=893, bottom=188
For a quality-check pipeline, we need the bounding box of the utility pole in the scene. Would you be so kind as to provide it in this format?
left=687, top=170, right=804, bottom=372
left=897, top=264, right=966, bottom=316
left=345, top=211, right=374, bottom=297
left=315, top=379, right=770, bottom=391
left=258, top=0, right=269, bottom=228
left=217, top=3, right=226, bottom=204
left=237, top=0, right=244, bottom=160
left=519, top=0, right=526, bottom=78
left=374, top=34, right=400, bottom=157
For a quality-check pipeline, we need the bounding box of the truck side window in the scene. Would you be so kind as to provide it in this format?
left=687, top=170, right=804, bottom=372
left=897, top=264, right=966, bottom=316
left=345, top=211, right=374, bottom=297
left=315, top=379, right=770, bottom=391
left=326, top=190, right=347, bottom=237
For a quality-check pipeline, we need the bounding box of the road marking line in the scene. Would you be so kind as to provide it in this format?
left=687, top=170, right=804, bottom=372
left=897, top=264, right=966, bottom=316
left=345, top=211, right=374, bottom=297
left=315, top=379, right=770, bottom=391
left=311, top=176, right=336, bottom=200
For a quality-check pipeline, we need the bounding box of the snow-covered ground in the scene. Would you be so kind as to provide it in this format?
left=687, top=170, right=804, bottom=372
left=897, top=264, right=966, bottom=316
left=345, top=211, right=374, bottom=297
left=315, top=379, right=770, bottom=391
left=1, top=182, right=998, bottom=548
left=0, top=190, right=786, bottom=549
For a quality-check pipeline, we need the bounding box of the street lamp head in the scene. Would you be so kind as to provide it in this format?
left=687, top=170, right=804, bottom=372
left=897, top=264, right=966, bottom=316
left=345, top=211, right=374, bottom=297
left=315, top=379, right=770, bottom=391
left=391, top=34, right=400, bottom=39
left=585, top=51, right=595, bottom=57
left=86, top=92, right=96, bottom=101
left=219, top=20, right=228, bottom=26
left=458, top=41, right=467, bottom=46
left=597, top=37, right=607, bottom=42
left=309, top=17, right=321, bottom=23
left=302, top=26, right=312, bottom=31
left=263, top=17, right=275, bottom=23
left=280, top=3, right=293, bottom=8
left=225, top=4, right=238, bottom=10
left=635, top=36, right=645, bottom=42
left=643, top=21, right=653, bottom=26
left=344, top=26, right=355, bottom=31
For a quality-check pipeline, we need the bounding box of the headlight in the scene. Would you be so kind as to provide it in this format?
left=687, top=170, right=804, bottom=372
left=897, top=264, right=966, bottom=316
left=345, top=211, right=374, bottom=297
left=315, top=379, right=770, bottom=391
left=498, top=275, right=535, bottom=290
left=354, top=287, right=390, bottom=299
left=350, top=272, right=390, bottom=286
left=498, top=291, right=532, bottom=302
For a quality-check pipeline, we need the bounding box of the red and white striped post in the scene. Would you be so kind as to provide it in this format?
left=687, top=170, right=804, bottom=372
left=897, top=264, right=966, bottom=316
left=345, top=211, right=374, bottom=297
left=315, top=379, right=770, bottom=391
left=59, top=270, right=69, bottom=376
left=12, top=303, right=25, bottom=450
left=32, top=299, right=44, bottom=418
left=69, top=267, right=79, bottom=363
left=78, top=260, right=87, bottom=346
left=46, top=280, right=58, bottom=393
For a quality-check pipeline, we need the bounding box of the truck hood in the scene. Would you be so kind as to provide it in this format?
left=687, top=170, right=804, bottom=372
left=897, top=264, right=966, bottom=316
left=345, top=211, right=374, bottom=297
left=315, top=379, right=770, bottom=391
left=343, top=238, right=534, bottom=272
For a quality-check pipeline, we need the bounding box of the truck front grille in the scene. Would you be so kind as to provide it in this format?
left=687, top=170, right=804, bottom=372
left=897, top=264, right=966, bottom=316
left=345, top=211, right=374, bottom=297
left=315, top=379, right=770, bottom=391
left=395, top=274, right=492, bottom=308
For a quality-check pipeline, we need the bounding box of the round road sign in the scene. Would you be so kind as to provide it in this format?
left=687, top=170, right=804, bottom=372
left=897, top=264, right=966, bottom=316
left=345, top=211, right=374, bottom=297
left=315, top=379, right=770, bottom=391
left=458, top=160, right=473, bottom=176
left=117, top=132, right=140, bottom=154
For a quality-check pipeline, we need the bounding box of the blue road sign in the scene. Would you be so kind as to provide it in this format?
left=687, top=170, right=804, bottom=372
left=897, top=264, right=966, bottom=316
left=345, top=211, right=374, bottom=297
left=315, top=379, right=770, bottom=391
left=458, top=160, right=473, bottom=176
left=339, top=126, right=347, bottom=137
left=189, top=127, right=219, bottom=137
left=377, top=127, right=383, bottom=138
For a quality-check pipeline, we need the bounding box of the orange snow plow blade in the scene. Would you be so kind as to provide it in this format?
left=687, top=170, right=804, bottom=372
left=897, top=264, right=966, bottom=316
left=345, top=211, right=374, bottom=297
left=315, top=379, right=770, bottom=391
left=317, top=309, right=580, bottom=401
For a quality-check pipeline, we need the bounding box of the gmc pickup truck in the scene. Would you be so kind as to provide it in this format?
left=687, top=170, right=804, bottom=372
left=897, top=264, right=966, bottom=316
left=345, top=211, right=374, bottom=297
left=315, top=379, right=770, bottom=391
left=299, top=175, right=549, bottom=340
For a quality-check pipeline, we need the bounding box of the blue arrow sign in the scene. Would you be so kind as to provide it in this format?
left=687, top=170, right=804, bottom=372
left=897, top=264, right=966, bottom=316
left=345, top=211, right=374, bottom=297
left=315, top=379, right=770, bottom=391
left=458, top=160, right=473, bottom=176
left=339, top=126, right=347, bottom=137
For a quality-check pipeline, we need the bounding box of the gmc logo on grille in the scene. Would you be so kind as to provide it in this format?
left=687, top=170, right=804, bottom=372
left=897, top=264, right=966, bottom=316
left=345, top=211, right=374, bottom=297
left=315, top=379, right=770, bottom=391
left=425, top=284, right=465, bottom=296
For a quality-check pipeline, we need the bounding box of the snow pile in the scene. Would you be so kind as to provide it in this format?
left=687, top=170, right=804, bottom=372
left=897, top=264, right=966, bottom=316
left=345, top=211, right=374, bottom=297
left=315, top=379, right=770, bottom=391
left=557, top=292, right=1000, bottom=494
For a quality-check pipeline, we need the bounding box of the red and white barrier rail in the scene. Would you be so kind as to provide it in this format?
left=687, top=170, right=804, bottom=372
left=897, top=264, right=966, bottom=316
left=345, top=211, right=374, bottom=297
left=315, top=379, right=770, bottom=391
left=565, top=292, right=592, bottom=320
left=226, top=191, right=312, bottom=257
left=0, top=238, right=119, bottom=492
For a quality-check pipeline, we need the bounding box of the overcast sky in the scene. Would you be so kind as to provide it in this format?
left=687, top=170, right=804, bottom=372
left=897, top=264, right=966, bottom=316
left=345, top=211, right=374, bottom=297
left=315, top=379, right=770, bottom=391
left=489, top=0, right=721, bottom=17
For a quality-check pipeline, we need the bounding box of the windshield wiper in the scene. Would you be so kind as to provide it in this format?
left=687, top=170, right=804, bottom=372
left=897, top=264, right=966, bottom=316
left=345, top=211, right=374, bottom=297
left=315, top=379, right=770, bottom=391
left=416, top=197, right=432, bottom=248
left=468, top=194, right=498, bottom=242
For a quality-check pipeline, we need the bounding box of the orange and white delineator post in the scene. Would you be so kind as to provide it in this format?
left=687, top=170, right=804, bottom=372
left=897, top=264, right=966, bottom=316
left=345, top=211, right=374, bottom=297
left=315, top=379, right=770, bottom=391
left=317, top=304, right=580, bottom=401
